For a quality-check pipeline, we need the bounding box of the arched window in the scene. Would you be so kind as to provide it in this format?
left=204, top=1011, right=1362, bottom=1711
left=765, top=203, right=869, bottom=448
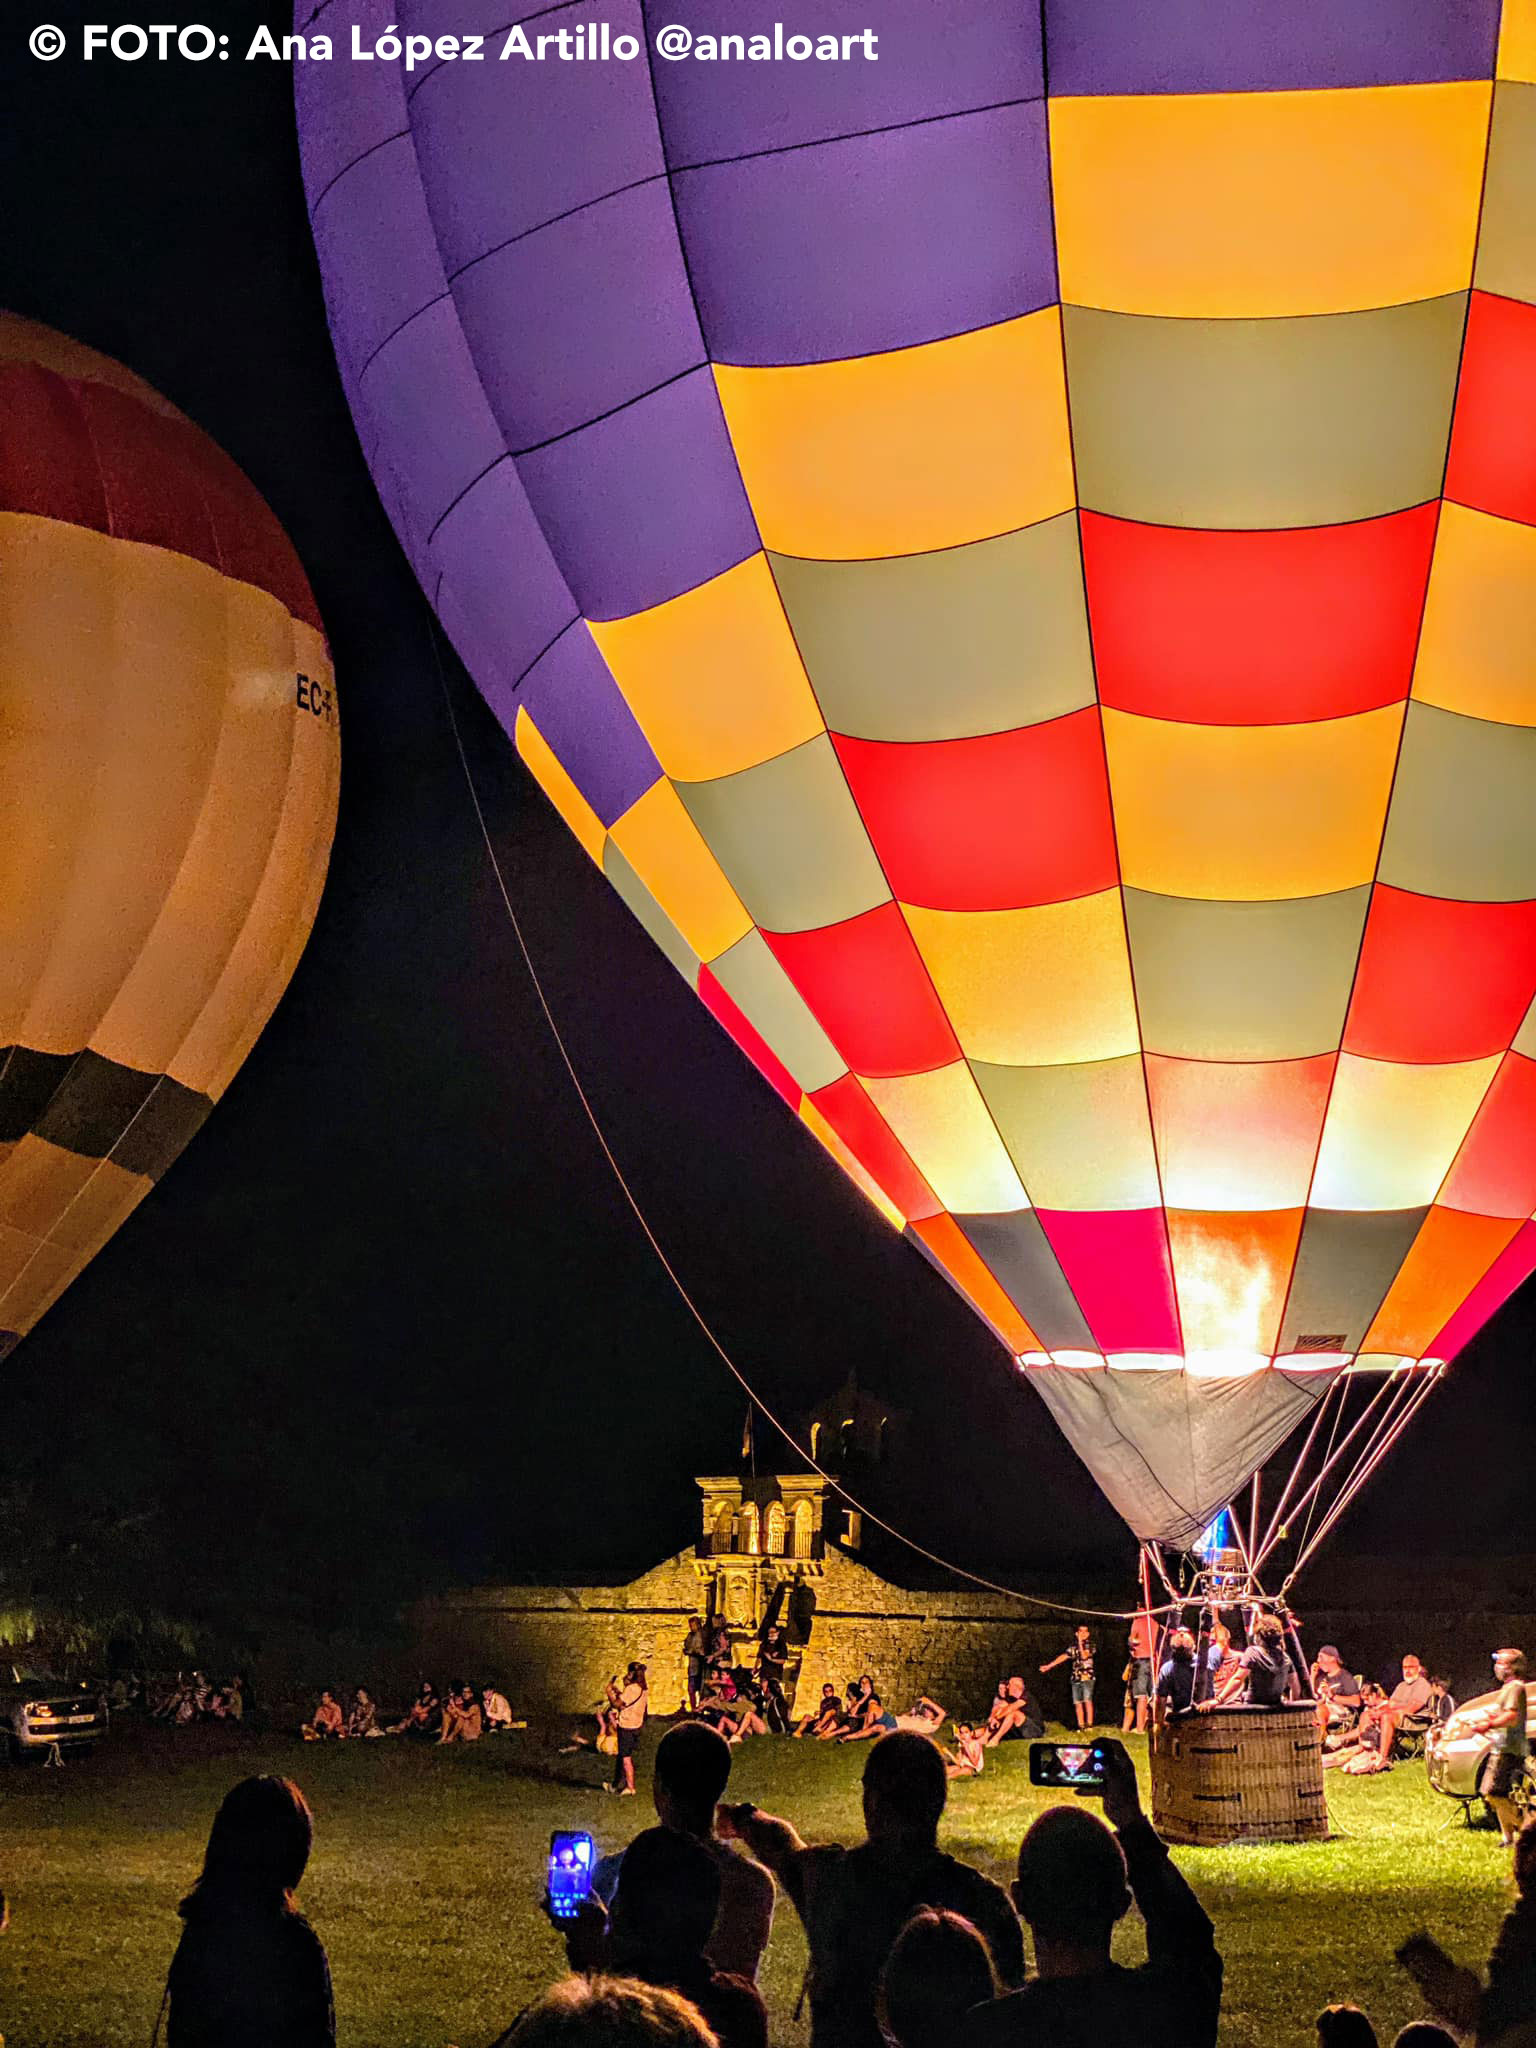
left=740, top=1502, right=760, bottom=1555
left=809, top=1421, right=822, bottom=1458
left=791, top=1500, right=814, bottom=1559
left=713, top=1504, right=736, bottom=1554
left=839, top=1417, right=855, bottom=1461
left=764, top=1501, right=786, bottom=1555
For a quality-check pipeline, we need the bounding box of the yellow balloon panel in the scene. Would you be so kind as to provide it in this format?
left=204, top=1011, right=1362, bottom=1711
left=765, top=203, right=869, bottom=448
left=1311, top=1053, right=1501, bottom=1210
left=1050, top=83, right=1489, bottom=319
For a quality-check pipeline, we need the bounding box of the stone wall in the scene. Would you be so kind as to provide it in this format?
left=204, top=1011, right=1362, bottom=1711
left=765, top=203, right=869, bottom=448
left=408, top=1542, right=1114, bottom=1725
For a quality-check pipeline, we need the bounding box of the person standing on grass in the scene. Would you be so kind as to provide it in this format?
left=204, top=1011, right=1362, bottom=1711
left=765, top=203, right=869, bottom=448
left=164, top=1776, right=334, bottom=2048
left=590, top=1720, right=775, bottom=1983
left=1041, top=1627, right=1096, bottom=1728
left=607, top=1661, right=649, bottom=1796
left=684, top=1615, right=708, bottom=1714
left=718, top=1730, right=1024, bottom=2048
left=1470, top=1648, right=1531, bottom=1847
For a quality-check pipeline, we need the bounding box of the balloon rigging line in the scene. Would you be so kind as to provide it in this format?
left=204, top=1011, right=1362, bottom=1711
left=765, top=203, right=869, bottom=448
left=425, top=619, right=1179, bottom=1623
left=1286, top=1366, right=1442, bottom=1586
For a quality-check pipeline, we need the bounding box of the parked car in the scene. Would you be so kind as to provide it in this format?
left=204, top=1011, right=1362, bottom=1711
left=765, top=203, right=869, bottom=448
left=1426, top=1683, right=1536, bottom=1805
left=1, top=1664, right=109, bottom=1761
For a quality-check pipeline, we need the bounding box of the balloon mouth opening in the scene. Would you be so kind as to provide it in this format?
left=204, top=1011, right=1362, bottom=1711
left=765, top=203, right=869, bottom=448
left=1015, top=1350, right=1442, bottom=1379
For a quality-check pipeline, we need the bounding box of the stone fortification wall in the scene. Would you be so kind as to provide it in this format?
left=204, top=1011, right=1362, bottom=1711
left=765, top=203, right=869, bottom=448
left=408, top=1543, right=1118, bottom=1725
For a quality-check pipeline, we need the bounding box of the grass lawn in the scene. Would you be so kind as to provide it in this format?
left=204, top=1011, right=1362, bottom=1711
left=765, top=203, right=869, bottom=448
left=0, top=1720, right=1517, bottom=2048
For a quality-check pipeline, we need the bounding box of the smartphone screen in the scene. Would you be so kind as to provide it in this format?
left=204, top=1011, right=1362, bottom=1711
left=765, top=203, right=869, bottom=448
left=546, top=1831, right=595, bottom=1919
left=1029, top=1739, right=1107, bottom=1790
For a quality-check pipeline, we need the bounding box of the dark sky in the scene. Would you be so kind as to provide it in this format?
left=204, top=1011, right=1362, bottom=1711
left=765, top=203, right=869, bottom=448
left=2, top=3, right=1530, bottom=1642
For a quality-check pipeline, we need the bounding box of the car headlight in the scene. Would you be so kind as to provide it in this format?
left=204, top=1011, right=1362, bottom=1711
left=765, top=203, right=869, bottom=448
left=27, top=1702, right=54, bottom=1719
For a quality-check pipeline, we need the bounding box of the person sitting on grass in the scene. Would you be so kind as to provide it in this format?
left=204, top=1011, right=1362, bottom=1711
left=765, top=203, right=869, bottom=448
left=1322, top=1684, right=1392, bottom=1774
left=839, top=1692, right=899, bottom=1742
left=344, top=1688, right=380, bottom=1740
left=892, top=1696, right=947, bottom=1738
left=878, top=1907, right=1000, bottom=2048
left=439, top=1685, right=483, bottom=1744
left=491, top=1975, right=720, bottom=2048
left=561, top=1826, right=767, bottom=2048
left=387, top=1681, right=440, bottom=1739
left=1040, top=1626, right=1096, bottom=1730
left=719, top=1730, right=1024, bottom=2048
left=962, top=1737, right=1222, bottom=2048
left=589, top=1720, right=774, bottom=1984
left=984, top=1678, right=1042, bottom=1747
left=795, top=1685, right=842, bottom=1739
left=165, top=1775, right=334, bottom=2048
left=944, top=1722, right=987, bottom=1780
left=300, top=1691, right=343, bottom=1742
left=482, top=1684, right=515, bottom=1733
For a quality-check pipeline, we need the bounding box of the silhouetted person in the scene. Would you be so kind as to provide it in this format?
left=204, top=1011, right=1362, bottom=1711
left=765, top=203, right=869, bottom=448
left=879, top=1907, right=999, bottom=2048
left=493, top=1975, right=719, bottom=2048
left=1317, top=2007, right=1379, bottom=2048
left=1399, top=1815, right=1536, bottom=2044
left=590, top=1720, right=774, bottom=1983
left=722, top=1730, right=1023, bottom=2048
left=165, top=1775, right=334, bottom=2048
left=564, top=1827, right=766, bottom=2048
left=963, top=1738, right=1221, bottom=2048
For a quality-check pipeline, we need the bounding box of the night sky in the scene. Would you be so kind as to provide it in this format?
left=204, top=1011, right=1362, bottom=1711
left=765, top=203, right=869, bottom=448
left=3, top=3, right=1531, bottom=1645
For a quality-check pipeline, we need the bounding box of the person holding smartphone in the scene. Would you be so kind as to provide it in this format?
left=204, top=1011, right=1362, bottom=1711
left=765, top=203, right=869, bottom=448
left=964, top=1737, right=1221, bottom=2048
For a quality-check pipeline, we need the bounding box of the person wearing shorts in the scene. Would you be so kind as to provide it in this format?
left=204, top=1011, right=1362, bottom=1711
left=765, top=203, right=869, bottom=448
left=1474, top=1648, right=1530, bottom=1846
left=608, top=1661, right=649, bottom=1796
left=1040, top=1627, right=1096, bottom=1729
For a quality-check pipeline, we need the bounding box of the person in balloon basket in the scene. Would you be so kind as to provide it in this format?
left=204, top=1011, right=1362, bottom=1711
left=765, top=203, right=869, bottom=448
left=1201, top=1611, right=1294, bottom=1710
left=962, top=1737, right=1222, bottom=2048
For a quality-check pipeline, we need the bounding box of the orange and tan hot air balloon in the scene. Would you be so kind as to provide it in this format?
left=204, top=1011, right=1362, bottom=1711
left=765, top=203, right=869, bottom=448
left=0, top=315, right=339, bottom=1359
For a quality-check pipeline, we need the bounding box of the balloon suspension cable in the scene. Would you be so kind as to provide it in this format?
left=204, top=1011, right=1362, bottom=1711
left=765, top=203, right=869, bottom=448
left=1280, top=1364, right=1443, bottom=1592
left=1252, top=1366, right=1409, bottom=1581
left=426, top=619, right=1177, bottom=1622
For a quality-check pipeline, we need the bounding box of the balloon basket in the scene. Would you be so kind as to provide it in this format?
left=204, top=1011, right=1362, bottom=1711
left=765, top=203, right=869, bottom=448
left=1151, top=1703, right=1327, bottom=1845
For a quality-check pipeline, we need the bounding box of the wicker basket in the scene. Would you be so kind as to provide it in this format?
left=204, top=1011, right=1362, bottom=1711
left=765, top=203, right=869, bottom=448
left=1151, top=1703, right=1328, bottom=1845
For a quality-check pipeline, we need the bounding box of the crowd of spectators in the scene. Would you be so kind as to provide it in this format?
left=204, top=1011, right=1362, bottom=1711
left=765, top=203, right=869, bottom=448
left=298, top=1679, right=519, bottom=1744
left=150, top=1725, right=1536, bottom=2048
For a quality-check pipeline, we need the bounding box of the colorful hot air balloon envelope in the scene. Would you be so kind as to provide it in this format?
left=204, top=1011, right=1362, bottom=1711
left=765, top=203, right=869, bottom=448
left=0, top=316, right=339, bottom=1360
left=298, top=0, right=1536, bottom=1545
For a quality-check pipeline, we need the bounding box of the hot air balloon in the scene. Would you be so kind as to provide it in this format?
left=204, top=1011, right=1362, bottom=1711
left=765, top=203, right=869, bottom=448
left=0, top=316, right=339, bottom=1360
left=296, top=0, right=1536, bottom=1572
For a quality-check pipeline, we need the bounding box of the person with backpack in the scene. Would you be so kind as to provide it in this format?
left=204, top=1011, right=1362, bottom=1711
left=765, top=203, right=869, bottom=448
left=718, top=1730, right=1023, bottom=2048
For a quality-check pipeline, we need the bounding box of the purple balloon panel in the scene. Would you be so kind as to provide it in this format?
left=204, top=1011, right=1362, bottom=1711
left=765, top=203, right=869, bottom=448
left=674, top=101, right=1055, bottom=367
left=452, top=181, right=703, bottom=451
left=493, top=622, right=661, bottom=828
left=406, top=0, right=661, bottom=272
left=1043, top=0, right=1500, bottom=93
left=359, top=297, right=507, bottom=539
left=514, top=367, right=759, bottom=622
left=645, top=0, right=1043, bottom=164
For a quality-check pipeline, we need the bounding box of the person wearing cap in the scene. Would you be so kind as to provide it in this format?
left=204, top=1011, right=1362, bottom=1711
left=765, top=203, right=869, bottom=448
left=1311, top=1646, right=1361, bottom=1738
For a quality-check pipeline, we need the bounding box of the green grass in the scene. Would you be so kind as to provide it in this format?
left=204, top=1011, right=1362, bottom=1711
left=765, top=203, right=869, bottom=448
left=0, top=1722, right=1518, bottom=2048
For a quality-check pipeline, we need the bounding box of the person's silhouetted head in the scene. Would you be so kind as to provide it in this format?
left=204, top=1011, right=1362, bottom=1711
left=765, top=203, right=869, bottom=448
left=508, top=1975, right=718, bottom=2048
left=1393, top=2026, right=1458, bottom=2048
left=1012, top=1806, right=1131, bottom=1957
left=182, top=1777, right=312, bottom=1919
left=1317, top=2005, right=1379, bottom=2048
left=862, top=1732, right=947, bottom=1844
left=653, top=1721, right=733, bottom=1835
left=877, top=1907, right=998, bottom=2048
left=610, top=1827, right=721, bottom=1963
